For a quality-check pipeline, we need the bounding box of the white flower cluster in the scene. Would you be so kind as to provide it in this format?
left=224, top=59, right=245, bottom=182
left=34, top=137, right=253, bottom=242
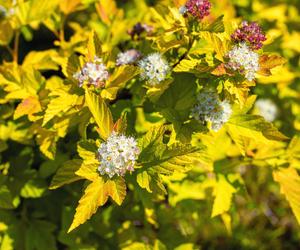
left=73, top=56, right=109, bottom=87
left=116, top=49, right=141, bottom=66
left=255, top=99, right=278, bottom=122
left=191, top=90, right=232, bottom=131
left=97, top=132, right=140, bottom=178
left=138, top=53, right=170, bottom=85
left=227, top=43, right=259, bottom=81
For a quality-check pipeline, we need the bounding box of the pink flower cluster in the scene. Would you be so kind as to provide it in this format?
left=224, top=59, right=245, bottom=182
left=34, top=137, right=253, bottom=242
left=231, top=21, right=267, bottom=50
left=185, top=0, right=211, bottom=20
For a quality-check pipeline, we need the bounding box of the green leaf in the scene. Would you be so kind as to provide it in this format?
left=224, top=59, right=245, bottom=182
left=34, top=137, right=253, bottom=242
left=20, top=179, right=47, bottom=198
left=85, top=89, right=113, bottom=140
left=68, top=177, right=108, bottom=232
left=211, top=175, right=236, bottom=217
left=49, top=159, right=83, bottom=190
left=0, top=185, right=14, bottom=209
left=273, top=167, right=300, bottom=224
left=156, top=73, right=197, bottom=122
left=25, top=220, right=56, bottom=250
left=139, top=126, right=204, bottom=175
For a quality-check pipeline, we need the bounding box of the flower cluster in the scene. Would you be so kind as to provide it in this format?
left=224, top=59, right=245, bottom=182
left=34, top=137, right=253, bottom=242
left=138, top=53, right=170, bottom=85
left=73, top=56, right=109, bottom=87
left=227, top=43, right=259, bottom=81
left=231, top=21, right=267, bottom=50
left=97, top=132, right=140, bottom=178
left=191, top=90, right=232, bottom=131
left=116, top=49, right=141, bottom=66
left=128, top=23, right=153, bottom=40
left=255, top=99, right=278, bottom=122
left=183, top=0, right=211, bottom=20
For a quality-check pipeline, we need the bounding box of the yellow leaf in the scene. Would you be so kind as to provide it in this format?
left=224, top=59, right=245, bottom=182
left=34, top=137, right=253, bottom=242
left=104, top=177, right=127, bottom=205
left=221, top=213, right=232, bottom=236
left=211, top=175, right=236, bottom=217
left=199, top=32, right=229, bottom=62
left=22, top=50, right=59, bottom=71
left=43, top=93, right=78, bottom=126
left=85, top=90, right=113, bottom=140
left=106, top=65, right=138, bottom=88
left=68, top=177, right=108, bottom=232
left=273, top=168, right=300, bottom=224
left=77, top=140, right=99, bottom=165
left=75, top=163, right=99, bottom=182
left=14, top=96, right=42, bottom=121
left=59, top=0, right=81, bottom=14
left=95, top=0, right=118, bottom=25
left=87, top=30, right=102, bottom=61
left=258, top=54, right=286, bottom=76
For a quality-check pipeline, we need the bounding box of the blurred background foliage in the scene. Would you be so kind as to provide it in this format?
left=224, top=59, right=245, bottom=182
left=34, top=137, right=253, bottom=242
left=0, top=0, right=300, bottom=249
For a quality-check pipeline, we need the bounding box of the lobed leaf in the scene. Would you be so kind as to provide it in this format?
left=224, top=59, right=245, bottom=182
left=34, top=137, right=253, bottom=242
left=68, top=177, right=107, bottom=232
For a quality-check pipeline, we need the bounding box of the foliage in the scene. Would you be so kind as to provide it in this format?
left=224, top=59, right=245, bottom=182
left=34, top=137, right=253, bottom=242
left=0, top=0, right=300, bottom=249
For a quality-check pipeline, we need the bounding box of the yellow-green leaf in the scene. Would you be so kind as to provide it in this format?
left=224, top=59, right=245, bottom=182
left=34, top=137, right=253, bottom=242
left=104, top=177, right=127, bottom=205
left=85, top=90, right=113, bottom=140
left=68, top=177, right=107, bottom=232
left=211, top=175, right=236, bottom=217
left=137, top=171, right=152, bottom=193
left=228, top=114, right=289, bottom=142
left=14, top=96, right=42, bottom=121
left=273, top=167, right=300, bottom=224
left=49, top=159, right=83, bottom=190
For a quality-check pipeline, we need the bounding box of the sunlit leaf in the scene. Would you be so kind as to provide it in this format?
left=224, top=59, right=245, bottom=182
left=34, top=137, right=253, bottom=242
left=273, top=167, right=300, bottom=224
left=85, top=90, right=114, bottom=140
left=68, top=177, right=107, bottom=232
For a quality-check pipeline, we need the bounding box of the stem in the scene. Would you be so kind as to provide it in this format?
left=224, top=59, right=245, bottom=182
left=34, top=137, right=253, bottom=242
left=59, top=15, right=66, bottom=42
left=13, top=30, right=20, bottom=64
left=5, top=45, right=13, bottom=58
left=172, top=35, right=195, bottom=68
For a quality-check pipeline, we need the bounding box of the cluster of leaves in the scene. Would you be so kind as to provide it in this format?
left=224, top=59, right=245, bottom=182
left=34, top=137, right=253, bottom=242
left=0, top=0, right=300, bottom=249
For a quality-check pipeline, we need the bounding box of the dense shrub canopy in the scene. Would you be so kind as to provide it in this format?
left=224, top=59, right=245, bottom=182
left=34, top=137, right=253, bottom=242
left=0, top=0, right=300, bottom=249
